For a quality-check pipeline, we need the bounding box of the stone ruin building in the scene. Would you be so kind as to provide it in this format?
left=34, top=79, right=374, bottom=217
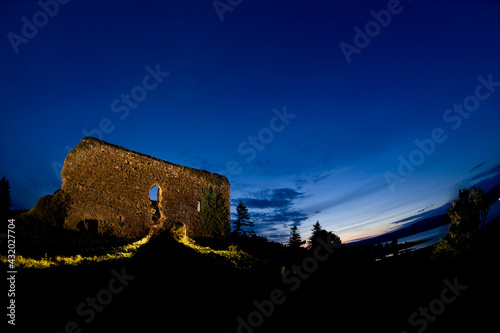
left=57, top=137, right=230, bottom=239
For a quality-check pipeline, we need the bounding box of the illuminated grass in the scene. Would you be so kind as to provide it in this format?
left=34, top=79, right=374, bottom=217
left=1, top=233, right=256, bottom=270
left=1, top=235, right=151, bottom=269
left=177, top=236, right=256, bottom=270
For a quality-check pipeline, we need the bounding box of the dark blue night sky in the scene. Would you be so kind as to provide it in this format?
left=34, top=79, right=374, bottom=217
left=1, top=0, right=500, bottom=242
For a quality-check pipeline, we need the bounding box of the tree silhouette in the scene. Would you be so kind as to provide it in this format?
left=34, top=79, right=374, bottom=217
left=434, top=187, right=489, bottom=258
left=0, top=176, right=11, bottom=221
left=448, top=186, right=489, bottom=231
left=288, top=225, right=305, bottom=248
left=233, top=201, right=250, bottom=237
left=391, top=238, right=399, bottom=256
left=243, top=217, right=255, bottom=237
left=308, top=221, right=341, bottom=250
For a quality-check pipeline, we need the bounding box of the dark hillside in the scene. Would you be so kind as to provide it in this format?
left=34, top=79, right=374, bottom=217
left=10, top=233, right=280, bottom=332
left=10, top=219, right=500, bottom=333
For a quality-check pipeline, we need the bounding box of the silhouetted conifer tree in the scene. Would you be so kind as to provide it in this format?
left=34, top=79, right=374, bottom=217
left=242, top=217, right=255, bottom=237
left=233, top=201, right=248, bottom=237
left=288, top=225, right=304, bottom=248
left=309, top=221, right=341, bottom=249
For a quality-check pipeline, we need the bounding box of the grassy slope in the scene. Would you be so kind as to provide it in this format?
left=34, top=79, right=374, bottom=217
left=7, top=232, right=278, bottom=332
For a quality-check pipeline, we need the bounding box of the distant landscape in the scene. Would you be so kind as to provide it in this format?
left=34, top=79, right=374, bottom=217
left=349, top=173, right=500, bottom=246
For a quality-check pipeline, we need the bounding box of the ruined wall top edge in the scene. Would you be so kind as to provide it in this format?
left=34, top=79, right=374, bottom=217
left=63, top=136, right=229, bottom=187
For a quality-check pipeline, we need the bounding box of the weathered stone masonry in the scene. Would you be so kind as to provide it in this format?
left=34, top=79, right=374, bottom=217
left=60, top=137, right=230, bottom=239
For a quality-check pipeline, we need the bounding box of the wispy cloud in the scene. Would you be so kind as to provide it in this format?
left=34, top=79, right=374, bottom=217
left=233, top=188, right=304, bottom=208
left=469, top=160, right=487, bottom=172
left=316, top=176, right=389, bottom=211
left=465, top=162, right=500, bottom=184
left=295, top=170, right=336, bottom=189
left=251, top=210, right=308, bottom=225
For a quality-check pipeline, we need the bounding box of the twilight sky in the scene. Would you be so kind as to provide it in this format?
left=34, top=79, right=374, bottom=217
left=1, top=0, right=500, bottom=243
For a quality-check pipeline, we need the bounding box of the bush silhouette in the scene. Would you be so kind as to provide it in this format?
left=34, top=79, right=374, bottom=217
left=433, top=187, right=489, bottom=258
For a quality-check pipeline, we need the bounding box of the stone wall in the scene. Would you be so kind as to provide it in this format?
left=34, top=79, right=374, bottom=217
left=60, top=137, right=230, bottom=239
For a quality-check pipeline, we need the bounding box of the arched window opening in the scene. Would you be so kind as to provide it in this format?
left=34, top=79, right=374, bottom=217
left=149, top=185, right=159, bottom=202
left=149, top=185, right=161, bottom=224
